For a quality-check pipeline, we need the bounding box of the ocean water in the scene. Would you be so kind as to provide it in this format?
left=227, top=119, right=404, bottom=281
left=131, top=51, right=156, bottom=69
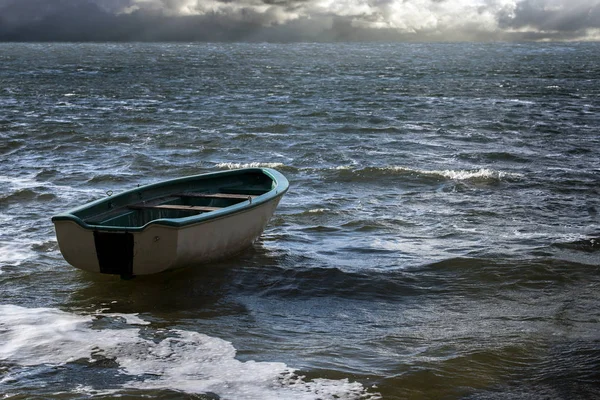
left=0, top=42, right=599, bottom=399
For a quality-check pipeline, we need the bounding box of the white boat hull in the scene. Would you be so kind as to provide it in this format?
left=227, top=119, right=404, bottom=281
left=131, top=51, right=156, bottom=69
left=54, top=197, right=281, bottom=275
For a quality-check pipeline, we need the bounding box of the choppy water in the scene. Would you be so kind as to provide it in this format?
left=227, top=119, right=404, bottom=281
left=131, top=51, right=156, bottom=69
left=1, top=42, right=599, bottom=399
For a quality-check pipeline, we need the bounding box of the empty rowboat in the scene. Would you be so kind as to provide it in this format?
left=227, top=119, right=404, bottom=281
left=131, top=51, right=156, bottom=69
left=51, top=168, right=288, bottom=277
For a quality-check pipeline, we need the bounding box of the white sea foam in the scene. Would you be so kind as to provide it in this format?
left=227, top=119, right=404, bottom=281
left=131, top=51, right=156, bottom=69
left=436, top=168, right=523, bottom=181
left=0, top=202, right=36, bottom=270
left=0, top=305, right=379, bottom=400
left=0, top=240, right=36, bottom=269
left=385, top=166, right=523, bottom=181
left=0, top=306, right=100, bottom=365
left=331, top=166, right=523, bottom=182
left=101, top=312, right=151, bottom=326
left=0, top=175, right=100, bottom=270
left=217, top=162, right=285, bottom=170
left=0, top=174, right=39, bottom=190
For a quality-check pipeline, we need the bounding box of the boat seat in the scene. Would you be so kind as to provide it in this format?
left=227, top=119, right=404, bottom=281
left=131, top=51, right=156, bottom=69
left=129, top=204, right=222, bottom=213
left=176, top=192, right=258, bottom=200
left=127, top=191, right=260, bottom=214
left=219, top=187, right=267, bottom=196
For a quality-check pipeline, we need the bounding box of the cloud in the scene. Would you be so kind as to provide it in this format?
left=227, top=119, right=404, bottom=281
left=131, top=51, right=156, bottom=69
left=0, top=0, right=598, bottom=41
left=501, top=0, right=600, bottom=39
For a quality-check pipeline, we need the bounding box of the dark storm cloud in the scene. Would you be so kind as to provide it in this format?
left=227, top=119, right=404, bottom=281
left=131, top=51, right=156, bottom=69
left=508, top=0, right=600, bottom=31
left=0, top=0, right=261, bottom=41
left=0, top=0, right=598, bottom=42
left=0, top=0, right=116, bottom=41
left=499, top=0, right=600, bottom=40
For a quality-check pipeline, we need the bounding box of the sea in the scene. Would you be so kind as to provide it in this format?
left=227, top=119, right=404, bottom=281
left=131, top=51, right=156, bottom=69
left=0, top=42, right=599, bottom=400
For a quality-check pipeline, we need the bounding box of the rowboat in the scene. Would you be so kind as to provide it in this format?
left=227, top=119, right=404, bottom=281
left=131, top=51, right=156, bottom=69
left=52, top=168, right=288, bottom=277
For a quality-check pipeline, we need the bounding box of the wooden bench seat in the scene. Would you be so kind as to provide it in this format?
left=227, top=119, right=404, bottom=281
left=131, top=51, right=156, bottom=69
left=127, top=191, right=261, bottom=214
left=177, top=192, right=258, bottom=200
left=129, top=203, right=222, bottom=213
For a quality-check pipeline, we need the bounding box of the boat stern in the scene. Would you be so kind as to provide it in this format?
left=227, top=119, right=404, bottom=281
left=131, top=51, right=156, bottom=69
left=53, top=220, right=180, bottom=276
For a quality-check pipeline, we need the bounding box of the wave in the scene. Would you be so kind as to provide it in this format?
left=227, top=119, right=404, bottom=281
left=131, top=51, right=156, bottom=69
left=211, top=164, right=522, bottom=186
left=0, top=240, right=37, bottom=270
left=85, top=173, right=137, bottom=185
left=0, top=305, right=379, bottom=400
left=552, top=237, right=600, bottom=253
left=551, top=236, right=600, bottom=265
left=435, top=168, right=523, bottom=181
left=0, top=188, right=58, bottom=203
left=0, top=174, right=41, bottom=189
left=228, top=265, right=425, bottom=300
left=0, top=174, right=104, bottom=206
left=247, top=123, right=293, bottom=134
left=457, top=151, right=531, bottom=164
left=0, top=139, right=25, bottom=157
left=328, top=166, right=523, bottom=183
left=222, top=252, right=600, bottom=301
left=216, top=162, right=288, bottom=170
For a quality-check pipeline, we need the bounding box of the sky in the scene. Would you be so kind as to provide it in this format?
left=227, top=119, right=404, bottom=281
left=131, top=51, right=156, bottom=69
left=0, top=0, right=599, bottom=42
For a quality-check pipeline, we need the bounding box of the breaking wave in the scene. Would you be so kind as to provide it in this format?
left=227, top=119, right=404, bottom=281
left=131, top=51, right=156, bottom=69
left=329, top=166, right=523, bottom=183
left=216, top=162, right=286, bottom=170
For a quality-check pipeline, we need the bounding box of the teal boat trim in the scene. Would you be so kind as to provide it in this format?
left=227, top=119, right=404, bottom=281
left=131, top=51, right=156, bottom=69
left=51, top=168, right=289, bottom=232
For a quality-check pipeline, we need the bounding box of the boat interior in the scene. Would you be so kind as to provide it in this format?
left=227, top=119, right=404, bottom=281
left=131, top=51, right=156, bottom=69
left=81, top=174, right=274, bottom=228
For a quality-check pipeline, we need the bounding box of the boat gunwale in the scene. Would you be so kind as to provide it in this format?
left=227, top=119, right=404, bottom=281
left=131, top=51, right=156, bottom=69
left=51, top=168, right=288, bottom=232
